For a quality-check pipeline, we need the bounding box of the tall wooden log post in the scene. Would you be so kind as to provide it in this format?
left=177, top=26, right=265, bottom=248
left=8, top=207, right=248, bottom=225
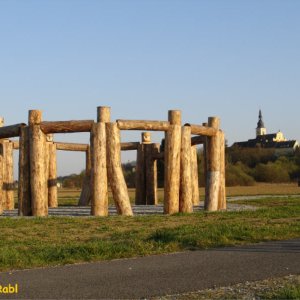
left=148, top=143, right=159, bottom=205
left=18, top=126, right=31, bottom=216
left=135, top=132, right=159, bottom=205
left=164, top=110, right=181, bottom=214
left=47, top=135, right=58, bottom=208
left=135, top=133, right=148, bottom=205
left=90, top=106, right=110, bottom=216
left=145, top=136, right=159, bottom=205
left=191, top=146, right=200, bottom=206
left=106, top=122, right=133, bottom=216
left=179, top=126, right=193, bottom=213
left=0, top=118, right=3, bottom=214
left=135, top=144, right=145, bottom=205
left=2, top=140, right=14, bottom=210
left=0, top=149, right=2, bottom=214
left=202, top=122, right=208, bottom=205
left=29, top=110, right=48, bottom=216
left=218, top=130, right=226, bottom=210
left=205, top=117, right=221, bottom=211
left=0, top=116, right=14, bottom=210
left=78, top=146, right=92, bottom=206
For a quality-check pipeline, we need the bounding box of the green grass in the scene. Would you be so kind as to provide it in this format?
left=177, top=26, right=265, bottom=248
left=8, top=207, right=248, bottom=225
left=0, top=197, right=300, bottom=272
left=258, top=283, right=300, bottom=299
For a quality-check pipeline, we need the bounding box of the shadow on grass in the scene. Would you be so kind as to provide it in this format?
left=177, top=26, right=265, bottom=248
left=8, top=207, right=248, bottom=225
left=147, top=228, right=199, bottom=250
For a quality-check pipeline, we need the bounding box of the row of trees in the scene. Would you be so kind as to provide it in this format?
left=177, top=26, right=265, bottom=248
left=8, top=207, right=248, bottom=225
left=61, top=145, right=300, bottom=188
left=225, top=147, right=300, bottom=186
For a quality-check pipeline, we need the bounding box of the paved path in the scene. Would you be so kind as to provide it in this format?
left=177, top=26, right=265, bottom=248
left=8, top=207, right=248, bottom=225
left=0, top=239, right=299, bottom=299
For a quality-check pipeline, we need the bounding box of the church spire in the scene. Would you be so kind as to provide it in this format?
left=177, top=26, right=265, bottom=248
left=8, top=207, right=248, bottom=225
left=256, top=109, right=266, bottom=136
left=257, top=109, right=265, bottom=128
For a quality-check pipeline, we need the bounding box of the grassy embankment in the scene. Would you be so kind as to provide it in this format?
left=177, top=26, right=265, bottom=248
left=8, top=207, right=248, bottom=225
left=1, top=190, right=300, bottom=272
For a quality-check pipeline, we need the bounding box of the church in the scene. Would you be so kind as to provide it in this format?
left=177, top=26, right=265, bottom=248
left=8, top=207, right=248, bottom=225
left=232, top=110, right=299, bottom=155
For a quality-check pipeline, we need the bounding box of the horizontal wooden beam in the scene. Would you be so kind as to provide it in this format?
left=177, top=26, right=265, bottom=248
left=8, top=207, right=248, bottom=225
left=117, top=120, right=170, bottom=131
left=0, top=123, right=26, bottom=139
left=40, top=120, right=94, bottom=134
left=55, top=141, right=141, bottom=152
left=55, top=142, right=89, bottom=152
left=187, top=124, right=218, bottom=137
left=121, top=142, right=140, bottom=151
left=191, top=135, right=206, bottom=145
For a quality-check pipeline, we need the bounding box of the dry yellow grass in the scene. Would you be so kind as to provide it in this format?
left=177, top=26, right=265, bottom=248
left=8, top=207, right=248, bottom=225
left=52, top=183, right=300, bottom=206
left=225, top=183, right=300, bottom=196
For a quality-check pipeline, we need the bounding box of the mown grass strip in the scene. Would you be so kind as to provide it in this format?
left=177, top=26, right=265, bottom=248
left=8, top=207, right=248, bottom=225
left=0, top=197, right=299, bottom=271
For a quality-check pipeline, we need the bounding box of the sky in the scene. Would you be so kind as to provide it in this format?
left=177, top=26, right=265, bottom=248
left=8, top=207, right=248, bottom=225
left=0, top=0, right=299, bottom=176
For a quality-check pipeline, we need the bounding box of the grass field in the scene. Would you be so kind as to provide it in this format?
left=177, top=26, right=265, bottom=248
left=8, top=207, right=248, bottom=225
left=1, top=195, right=300, bottom=271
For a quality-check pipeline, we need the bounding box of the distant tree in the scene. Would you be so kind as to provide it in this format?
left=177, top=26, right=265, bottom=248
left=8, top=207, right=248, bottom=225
left=254, top=162, right=290, bottom=183
left=227, top=146, right=276, bottom=168
left=226, top=162, right=255, bottom=186
left=122, top=162, right=136, bottom=188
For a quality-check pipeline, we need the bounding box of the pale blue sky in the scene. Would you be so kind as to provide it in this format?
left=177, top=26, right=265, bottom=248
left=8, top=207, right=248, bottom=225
left=1, top=0, right=299, bottom=176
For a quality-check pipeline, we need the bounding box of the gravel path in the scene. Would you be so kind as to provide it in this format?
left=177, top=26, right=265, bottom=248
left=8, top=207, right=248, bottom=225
left=156, top=274, right=300, bottom=299
left=0, top=201, right=256, bottom=217
left=1, top=195, right=298, bottom=217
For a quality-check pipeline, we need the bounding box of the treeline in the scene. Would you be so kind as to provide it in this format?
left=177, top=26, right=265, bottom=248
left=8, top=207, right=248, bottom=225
left=224, top=147, right=300, bottom=186
left=58, top=171, right=85, bottom=188
left=60, top=163, right=138, bottom=189
left=60, top=146, right=300, bottom=188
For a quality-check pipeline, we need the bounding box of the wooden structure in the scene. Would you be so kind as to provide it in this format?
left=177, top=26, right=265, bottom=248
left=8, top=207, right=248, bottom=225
left=0, top=107, right=226, bottom=217
left=135, top=132, right=159, bottom=205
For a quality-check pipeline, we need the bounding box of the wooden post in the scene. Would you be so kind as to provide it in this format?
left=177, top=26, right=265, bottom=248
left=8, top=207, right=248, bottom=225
left=0, top=118, right=3, bottom=214
left=147, top=143, right=160, bottom=205
left=29, top=110, right=48, bottom=216
left=202, top=122, right=208, bottom=206
left=48, top=138, right=58, bottom=208
left=205, top=117, right=221, bottom=211
left=142, top=133, right=153, bottom=205
left=97, top=106, right=111, bottom=123
left=179, top=126, right=193, bottom=213
left=3, top=140, right=14, bottom=210
left=135, top=133, right=147, bottom=205
left=164, top=110, right=181, bottom=214
left=218, top=130, right=226, bottom=210
left=90, top=106, right=110, bottom=216
left=18, top=126, right=31, bottom=216
left=0, top=140, right=3, bottom=214
left=86, top=145, right=91, bottom=172
left=135, top=143, right=145, bottom=205
left=78, top=146, right=92, bottom=206
left=145, top=141, right=159, bottom=205
left=191, top=146, right=199, bottom=206
left=106, top=122, right=133, bottom=216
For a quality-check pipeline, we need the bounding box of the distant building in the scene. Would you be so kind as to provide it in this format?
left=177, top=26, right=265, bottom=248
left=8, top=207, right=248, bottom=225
left=232, top=110, right=299, bottom=155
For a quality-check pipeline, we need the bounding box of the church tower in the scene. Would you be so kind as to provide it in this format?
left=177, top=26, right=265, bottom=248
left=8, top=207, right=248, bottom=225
left=256, top=109, right=266, bottom=137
